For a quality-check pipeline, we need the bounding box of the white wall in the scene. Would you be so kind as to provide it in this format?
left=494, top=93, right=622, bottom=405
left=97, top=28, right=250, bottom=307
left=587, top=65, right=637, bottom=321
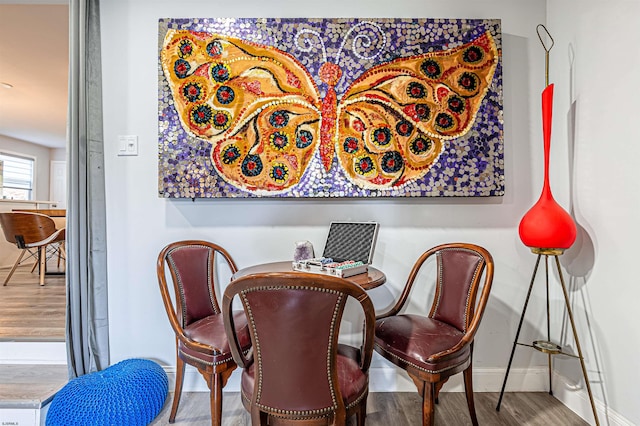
left=546, top=1, right=640, bottom=424
left=101, top=0, right=637, bottom=420
left=49, top=148, right=66, bottom=162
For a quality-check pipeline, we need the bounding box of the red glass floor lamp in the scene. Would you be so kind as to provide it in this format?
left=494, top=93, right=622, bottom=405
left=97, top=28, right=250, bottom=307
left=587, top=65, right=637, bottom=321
left=495, top=25, right=599, bottom=426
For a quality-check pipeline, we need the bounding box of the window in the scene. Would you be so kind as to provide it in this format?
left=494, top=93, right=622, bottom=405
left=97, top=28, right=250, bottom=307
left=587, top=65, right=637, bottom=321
left=0, top=153, right=35, bottom=200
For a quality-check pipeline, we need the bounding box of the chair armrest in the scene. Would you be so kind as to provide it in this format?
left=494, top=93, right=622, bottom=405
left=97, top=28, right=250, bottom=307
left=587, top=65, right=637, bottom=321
left=176, top=333, right=220, bottom=356
left=222, top=292, right=253, bottom=368
left=375, top=308, right=396, bottom=321
left=356, top=292, right=376, bottom=373
left=427, top=337, right=473, bottom=363
left=375, top=246, right=443, bottom=321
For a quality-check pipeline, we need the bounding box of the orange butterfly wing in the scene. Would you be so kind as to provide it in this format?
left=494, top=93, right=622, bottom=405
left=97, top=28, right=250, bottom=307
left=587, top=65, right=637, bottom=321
left=161, top=30, right=322, bottom=193
left=335, top=31, right=499, bottom=189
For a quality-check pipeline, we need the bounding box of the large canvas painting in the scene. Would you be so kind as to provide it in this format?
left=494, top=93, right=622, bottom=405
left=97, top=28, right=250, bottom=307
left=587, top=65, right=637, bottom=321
left=158, top=18, right=503, bottom=198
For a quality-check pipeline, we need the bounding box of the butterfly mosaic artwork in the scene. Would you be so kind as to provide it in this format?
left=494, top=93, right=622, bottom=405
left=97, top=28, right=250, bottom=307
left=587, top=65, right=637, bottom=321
left=158, top=18, right=503, bottom=198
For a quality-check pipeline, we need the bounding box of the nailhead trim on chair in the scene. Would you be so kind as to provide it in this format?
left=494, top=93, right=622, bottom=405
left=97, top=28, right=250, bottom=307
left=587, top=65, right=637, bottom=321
left=167, top=253, right=188, bottom=325
left=240, top=291, right=262, bottom=399
left=256, top=403, right=335, bottom=417
left=179, top=345, right=251, bottom=367
left=240, top=391, right=333, bottom=419
left=179, top=349, right=227, bottom=366
left=241, top=388, right=367, bottom=419
left=432, top=247, right=484, bottom=331
left=240, top=285, right=343, bottom=417
left=345, top=383, right=368, bottom=410
left=374, top=344, right=466, bottom=374
left=207, top=249, right=220, bottom=315
left=327, top=293, right=342, bottom=410
left=463, top=260, right=482, bottom=331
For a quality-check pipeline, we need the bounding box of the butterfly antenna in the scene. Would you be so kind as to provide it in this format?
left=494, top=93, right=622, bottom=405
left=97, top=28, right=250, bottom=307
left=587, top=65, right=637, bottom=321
left=295, top=28, right=327, bottom=64
left=336, top=21, right=387, bottom=65
left=536, top=24, right=554, bottom=87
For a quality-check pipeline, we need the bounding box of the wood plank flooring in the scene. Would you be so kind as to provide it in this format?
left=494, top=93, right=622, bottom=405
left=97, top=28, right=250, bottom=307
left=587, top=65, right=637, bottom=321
left=0, top=365, right=592, bottom=424
left=0, top=260, right=66, bottom=341
left=0, top=263, right=590, bottom=425
left=151, top=391, right=589, bottom=425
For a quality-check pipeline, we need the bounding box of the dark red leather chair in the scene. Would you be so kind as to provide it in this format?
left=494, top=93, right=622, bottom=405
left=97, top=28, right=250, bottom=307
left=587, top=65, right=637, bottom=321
left=223, top=272, right=376, bottom=425
left=374, top=243, right=494, bottom=426
left=157, top=240, right=251, bottom=426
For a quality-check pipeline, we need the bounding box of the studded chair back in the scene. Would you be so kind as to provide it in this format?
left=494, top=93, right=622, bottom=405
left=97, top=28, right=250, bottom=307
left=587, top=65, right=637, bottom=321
left=428, top=246, right=487, bottom=332
left=223, top=272, right=375, bottom=426
left=165, top=242, right=222, bottom=327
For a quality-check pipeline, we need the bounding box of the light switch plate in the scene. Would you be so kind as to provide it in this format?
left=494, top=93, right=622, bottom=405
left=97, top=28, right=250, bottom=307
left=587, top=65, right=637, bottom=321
left=118, top=135, right=138, bottom=156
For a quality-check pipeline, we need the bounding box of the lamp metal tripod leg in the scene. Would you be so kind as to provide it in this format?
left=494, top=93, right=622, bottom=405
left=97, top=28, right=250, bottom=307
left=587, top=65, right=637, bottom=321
left=545, top=255, right=553, bottom=395
left=496, top=254, right=543, bottom=411
left=553, top=256, right=599, bottom=426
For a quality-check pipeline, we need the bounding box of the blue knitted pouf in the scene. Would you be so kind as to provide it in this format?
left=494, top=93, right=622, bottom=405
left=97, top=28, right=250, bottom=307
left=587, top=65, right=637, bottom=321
left=46, top=358, right=168, bottom=426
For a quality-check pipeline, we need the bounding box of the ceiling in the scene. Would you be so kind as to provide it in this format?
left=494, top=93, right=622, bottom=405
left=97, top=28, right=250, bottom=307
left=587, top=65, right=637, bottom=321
left=0, top=3, right=69, bottom=149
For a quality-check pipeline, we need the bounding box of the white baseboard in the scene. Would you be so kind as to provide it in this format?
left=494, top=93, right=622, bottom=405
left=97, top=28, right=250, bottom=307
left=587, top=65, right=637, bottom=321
left=552, top=371, right=633, bottom=426
left=163, top=365, right=550, bottom=394
left=0, top=341, right=66, bottom=364
left=370, top=365, right=551, bottom=393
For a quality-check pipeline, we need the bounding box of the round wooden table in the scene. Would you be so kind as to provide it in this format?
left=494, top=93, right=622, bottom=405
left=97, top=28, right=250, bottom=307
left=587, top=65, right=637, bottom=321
left=232, top=261, right=386, bottom=290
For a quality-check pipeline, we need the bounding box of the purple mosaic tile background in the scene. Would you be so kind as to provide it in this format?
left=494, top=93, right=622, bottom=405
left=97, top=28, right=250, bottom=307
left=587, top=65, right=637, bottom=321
left=158, top=18, right=503, bottom=198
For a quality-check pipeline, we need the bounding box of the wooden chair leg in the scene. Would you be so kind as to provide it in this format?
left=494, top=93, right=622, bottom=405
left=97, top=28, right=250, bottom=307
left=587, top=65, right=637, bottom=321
left=210, top=372, right=223, bottom=426
left=251, top=405, right=267, bottom=425
left=355, top=396, right=367, bottom=426
left=57, top=242, right=62, bottom=267
left=31, top=251, right=39, bottom=273
left=422, top=381, right=436, bottom=426
left=434, top=381, right=445, bottom=404
left=59, top=243, right=66, bottom=270
left=3, top=249, right=26, bottom=286
left=333, top=407, right=346, bottom=426
left=38, top=246, right=46, bottom=286
left=169, top=356, right=185, bottom=423
left=463, top=365, right=479, bottom=426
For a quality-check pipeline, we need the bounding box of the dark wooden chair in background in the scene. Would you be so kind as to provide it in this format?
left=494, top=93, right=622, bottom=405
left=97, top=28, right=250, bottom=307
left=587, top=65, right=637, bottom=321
left=374, top=243, right=494, bottom=426
left=223, top=272, right=376, bottom=426
left=157, top=240, right=251, bottom=426
left=0, top=212, right=65, bottom=286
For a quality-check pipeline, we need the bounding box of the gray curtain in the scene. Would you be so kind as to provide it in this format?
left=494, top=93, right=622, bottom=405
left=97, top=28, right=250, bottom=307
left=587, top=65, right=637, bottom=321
left=66, top=0, right=110, bottom=378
